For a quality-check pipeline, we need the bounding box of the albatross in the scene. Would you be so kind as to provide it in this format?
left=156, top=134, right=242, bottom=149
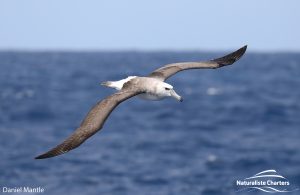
left=35, top=45, right=247, bottom=159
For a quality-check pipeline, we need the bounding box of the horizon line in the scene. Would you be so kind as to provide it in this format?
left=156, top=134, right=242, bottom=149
left=0, top=48, right=299, bottom=54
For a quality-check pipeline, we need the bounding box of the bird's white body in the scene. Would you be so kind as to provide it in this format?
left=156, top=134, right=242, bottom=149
left=102, top=76, right=180, bottom=101
left=138, top=93, right=165, bottom=101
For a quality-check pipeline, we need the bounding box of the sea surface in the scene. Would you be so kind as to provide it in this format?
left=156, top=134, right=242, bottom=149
left=0, top=50, right=299, bottom=195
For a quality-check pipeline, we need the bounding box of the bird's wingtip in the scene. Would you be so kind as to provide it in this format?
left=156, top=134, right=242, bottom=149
left=34, top=155, right=44, bottom=160
left=237, top=44, right=248, bottom=57
left=35, top=153, right=47, bottom=160
left=34, top=152, right=54, bottom=160
left=34, top=147, right=67, bottom=159
left=241, top=45, right=248, bottom=52
left=212, top=45, right=248, bottom=66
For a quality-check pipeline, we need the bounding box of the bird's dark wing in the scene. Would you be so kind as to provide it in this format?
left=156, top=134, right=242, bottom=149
left=148, top=45, right=247, bottom=81
left=35, top=89, right=141, bottom=159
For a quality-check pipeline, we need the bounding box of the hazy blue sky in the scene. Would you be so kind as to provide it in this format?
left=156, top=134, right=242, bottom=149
left=0, top=0, right=299, bottom=51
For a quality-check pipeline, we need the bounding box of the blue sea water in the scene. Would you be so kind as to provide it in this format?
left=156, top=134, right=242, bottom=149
left=0, top=51, right=299, bottom=195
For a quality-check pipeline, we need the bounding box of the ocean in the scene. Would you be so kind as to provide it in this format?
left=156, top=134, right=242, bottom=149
left=0, top=51, right=299, bottom=195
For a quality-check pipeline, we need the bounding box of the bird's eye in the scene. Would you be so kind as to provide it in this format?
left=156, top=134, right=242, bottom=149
left=165, top=88, right=170, bottom=90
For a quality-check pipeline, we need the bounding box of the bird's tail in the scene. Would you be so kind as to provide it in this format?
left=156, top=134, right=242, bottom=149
left=101, top=81, right=121, bottom=90
left=101, top=81, right=113, bottom=87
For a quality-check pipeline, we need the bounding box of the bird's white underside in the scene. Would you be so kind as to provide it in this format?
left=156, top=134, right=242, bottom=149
left=137, top=93, right=166, bottom=100
left=108, top=76, right=173, bottom=100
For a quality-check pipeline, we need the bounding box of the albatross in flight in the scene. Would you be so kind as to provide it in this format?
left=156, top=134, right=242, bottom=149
left=35, top=45, right=247, bottom=159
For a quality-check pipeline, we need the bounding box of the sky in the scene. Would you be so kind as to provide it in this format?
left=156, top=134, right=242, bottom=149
left=0, top=0, right=299, bottom=51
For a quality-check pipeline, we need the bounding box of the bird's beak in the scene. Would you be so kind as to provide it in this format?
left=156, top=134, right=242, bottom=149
left=170, top=89, right=183, bottom=102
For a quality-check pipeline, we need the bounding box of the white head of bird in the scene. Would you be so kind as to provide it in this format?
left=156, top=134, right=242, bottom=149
left=154, top=82, right=183, bottom=102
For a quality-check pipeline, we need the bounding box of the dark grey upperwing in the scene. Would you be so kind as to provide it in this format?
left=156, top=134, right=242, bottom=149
left=148, top=45, right=247, bottom=81
left=35, top=90, right=141, bottom=159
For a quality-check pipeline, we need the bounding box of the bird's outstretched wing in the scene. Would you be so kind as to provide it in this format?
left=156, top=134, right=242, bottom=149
left=148, top=45, right=247, bottom=81
left=35, top=89, right=141, bottom=159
